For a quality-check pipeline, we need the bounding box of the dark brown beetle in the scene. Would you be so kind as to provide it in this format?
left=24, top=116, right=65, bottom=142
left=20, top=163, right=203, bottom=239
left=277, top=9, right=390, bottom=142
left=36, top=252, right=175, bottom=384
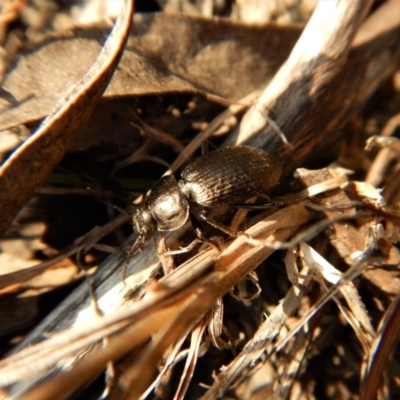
left=132, top=145, right=282, bottom=241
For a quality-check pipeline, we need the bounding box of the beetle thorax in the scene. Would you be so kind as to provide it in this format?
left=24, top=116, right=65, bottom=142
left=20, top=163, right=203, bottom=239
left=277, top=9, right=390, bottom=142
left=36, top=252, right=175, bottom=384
left=147, top=175, right=190, bottom=232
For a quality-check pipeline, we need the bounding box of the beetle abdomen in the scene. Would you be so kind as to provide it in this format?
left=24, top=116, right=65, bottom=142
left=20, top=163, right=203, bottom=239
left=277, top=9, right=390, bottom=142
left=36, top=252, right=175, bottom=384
left=181, top=146, right=282, bottom=207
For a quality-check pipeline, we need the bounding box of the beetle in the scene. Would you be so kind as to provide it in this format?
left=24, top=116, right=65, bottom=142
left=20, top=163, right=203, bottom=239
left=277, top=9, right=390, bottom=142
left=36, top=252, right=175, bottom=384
left=131, top=145, right=282, bottom=247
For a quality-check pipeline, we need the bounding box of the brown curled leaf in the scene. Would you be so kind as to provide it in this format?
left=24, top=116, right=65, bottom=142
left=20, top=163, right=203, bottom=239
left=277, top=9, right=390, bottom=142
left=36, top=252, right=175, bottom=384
left=0, top=0, right=135, bottom=236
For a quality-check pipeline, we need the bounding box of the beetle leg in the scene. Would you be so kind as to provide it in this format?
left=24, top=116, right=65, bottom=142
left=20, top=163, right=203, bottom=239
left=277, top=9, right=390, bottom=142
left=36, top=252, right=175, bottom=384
left=189, top=213, right=222, bottom=252
left=193, top=209, right=250, bottom=239
left=201, top=141, right=218, bottom=155
left=232, top=191, right=311, bottom=209
left=231, top=201, right=281, bottom=209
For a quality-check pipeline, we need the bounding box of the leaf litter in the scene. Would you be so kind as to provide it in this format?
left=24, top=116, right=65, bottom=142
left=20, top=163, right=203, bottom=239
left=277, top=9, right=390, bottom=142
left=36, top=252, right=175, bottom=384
left=0, top=1, right=399, bottom=399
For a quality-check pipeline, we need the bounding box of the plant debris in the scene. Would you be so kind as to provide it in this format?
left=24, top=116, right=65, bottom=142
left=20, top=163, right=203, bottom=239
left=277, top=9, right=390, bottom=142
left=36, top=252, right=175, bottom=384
left=0, top=1, right=399, bottom=399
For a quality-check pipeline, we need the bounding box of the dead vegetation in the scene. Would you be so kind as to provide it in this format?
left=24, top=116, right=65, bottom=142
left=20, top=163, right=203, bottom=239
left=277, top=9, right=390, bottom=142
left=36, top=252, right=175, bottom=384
left=0, top=0, right=399, bottom=399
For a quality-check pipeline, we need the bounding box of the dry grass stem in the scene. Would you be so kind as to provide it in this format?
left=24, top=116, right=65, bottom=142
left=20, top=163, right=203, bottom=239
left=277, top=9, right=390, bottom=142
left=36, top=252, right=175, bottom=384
left=0, top=1, right=399, bottom=398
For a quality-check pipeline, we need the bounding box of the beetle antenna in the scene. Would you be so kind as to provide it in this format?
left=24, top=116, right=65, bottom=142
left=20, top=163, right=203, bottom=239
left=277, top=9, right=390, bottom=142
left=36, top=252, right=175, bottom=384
left=86, top=187, right=130, bottom=215
left=122, top=236, right=143, bottom=284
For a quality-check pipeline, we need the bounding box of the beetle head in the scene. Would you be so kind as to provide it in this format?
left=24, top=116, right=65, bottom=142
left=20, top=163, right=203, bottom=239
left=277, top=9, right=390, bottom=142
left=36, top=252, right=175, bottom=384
left=132, top=208, right=156, bottom=237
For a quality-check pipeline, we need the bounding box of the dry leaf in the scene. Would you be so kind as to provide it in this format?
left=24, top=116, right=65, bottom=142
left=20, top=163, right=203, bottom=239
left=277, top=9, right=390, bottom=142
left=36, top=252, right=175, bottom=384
left=0, top=13, right=302, bottom=131
left=0, top=0, right=135, bottom=235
